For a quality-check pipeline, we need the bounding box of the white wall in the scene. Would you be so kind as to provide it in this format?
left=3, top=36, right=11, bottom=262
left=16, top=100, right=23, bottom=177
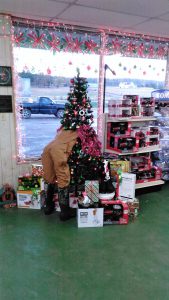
left=0, top=15, right=34, bottom=189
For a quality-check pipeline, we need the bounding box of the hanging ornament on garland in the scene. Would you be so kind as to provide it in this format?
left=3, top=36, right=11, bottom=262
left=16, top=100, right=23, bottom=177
left=47, top=67, right=51, bottom=75
left=87, top=65, right=91, bottom=71
left=143, top=71, right=146, bottom=75
left=68, top=61, right=72, bottom=65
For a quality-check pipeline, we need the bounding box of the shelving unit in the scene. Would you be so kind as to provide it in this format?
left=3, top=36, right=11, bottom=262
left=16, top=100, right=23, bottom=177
left=102, top=113, right=164, bottom=190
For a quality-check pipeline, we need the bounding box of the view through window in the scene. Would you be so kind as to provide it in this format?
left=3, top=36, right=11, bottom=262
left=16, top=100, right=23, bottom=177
left=13, top=46, right=167, bottom=161
left=13, top=48, right=100, bottom=160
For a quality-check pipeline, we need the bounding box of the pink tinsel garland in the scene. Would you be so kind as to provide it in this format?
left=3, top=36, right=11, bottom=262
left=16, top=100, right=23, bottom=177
left=77, top=125, right=102, bottom=157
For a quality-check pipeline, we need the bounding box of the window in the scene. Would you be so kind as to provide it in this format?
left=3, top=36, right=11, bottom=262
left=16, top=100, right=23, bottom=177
left=13, top=47, right=100, bottom=160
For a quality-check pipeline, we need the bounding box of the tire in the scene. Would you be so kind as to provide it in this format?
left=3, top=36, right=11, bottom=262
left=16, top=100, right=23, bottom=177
left=55, top=109, right=64, bottom=119
left=22, top=108, right=31, bottom=119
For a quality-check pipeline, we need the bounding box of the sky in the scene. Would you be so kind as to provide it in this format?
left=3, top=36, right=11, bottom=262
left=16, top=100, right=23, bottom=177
left=13, top=47, right=167, bottom=82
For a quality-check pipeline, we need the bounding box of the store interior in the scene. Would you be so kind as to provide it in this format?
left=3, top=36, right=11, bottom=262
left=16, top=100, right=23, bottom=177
left=1, top=1, right=169, bottom=299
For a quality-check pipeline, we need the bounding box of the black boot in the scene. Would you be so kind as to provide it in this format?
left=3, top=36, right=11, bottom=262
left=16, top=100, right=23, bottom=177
left=58, top=186, right=76, bottom=221
left=44, top=183, right=55, bottom=215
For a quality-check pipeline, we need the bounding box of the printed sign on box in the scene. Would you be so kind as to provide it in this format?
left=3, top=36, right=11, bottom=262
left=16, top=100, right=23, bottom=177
left=17, top=190, right=41, bottom=209
left=77, top=208, right=104, bottom=228
left=119, top=173, right=136, bottom=201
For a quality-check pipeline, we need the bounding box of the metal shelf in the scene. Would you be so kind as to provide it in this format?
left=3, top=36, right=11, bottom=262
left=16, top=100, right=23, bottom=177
left=104, top=145, right=161, bottom=155
left=135, top=180, right=164, bottom=189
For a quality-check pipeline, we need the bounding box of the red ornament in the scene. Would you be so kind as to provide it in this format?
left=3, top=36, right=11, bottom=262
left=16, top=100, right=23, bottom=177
left=87, top=65, right=91, bottom=71
left=143, top=71, right=146, bottom=75
left=69, top=61, right=72, bottom=65
left=47, top=67, right=51, bottom=75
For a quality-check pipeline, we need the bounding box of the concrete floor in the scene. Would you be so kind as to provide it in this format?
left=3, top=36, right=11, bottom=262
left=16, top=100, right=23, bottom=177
left=0, top=183, right=169, bottom=300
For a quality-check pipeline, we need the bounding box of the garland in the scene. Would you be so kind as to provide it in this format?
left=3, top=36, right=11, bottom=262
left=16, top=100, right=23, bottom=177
left=77, top=124, right=102, bottom=157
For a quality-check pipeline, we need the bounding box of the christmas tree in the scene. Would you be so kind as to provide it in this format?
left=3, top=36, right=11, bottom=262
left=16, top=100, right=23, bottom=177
left=60, top=69, right=102, bottom=183
left=60, top=68, right=94, bottom=130
left=60, top=70, right=115, bottom=197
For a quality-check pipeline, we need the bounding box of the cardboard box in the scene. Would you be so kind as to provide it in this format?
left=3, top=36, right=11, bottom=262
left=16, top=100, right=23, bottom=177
left=18, top=176, right=44, bottom=191
left=17, top=190, right=42, bottom=209
left=102, top=200, right=129, bottom=225
left=119, top=173, right=136, bottom=201
left=77, top=208, right=104, bottom=228
left=32, top=164, right=44, bottom=177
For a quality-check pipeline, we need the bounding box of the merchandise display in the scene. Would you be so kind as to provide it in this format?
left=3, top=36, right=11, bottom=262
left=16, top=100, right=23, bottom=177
left=104, top=94, right=164, bottom=191
left=154, top=107, right=169, bottom=181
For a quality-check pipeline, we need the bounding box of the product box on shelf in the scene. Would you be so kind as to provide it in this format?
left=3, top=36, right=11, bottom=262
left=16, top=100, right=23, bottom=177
left=107, top=121, right=131, bottom=136
left=32, top=164, right=44, bottom=177
left=108, top=107, right=132, bottom=118
left=108, top=99, right=132, bottom=107
left=77, top=208, right=104, bottom=228
left=135, top=166, right=162, bottom=183
left=149, top=126, right=159, bottom=136
left=110, top=160, right=131, bottom=173
left=17, top=190, right=42, bottom=209
left=101, top=199, right=129, bottom=225
left=123, top=95, right=139, bottom=105
left=130, top=155, right=152, bottom=172
left=140, top=106, right=155, bottom=117
left=140, top=97, right=155, bottom=107
left=107, top=136, right=137, bottom=153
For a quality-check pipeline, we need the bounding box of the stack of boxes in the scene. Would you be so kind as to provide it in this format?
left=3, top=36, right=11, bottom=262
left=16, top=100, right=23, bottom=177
left=108, top=95, right=139, bottom=118
left=108, top=95, right=155, bottom=119
left=106, top=121, right=160, bottom=153
left=17, top=164, right=45, bottom=209
left=140, top=97, right=155, bottom=117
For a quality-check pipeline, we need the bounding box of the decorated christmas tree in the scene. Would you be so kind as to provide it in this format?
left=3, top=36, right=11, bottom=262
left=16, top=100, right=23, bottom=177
left=60, top=69, right=102, bottom=183
left=60, top=69, right=115, bottom=197
left=61, top=68, right=94, bottom=130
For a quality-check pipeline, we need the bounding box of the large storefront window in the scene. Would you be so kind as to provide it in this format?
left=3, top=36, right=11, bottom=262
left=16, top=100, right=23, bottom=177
left=13, top=48, right=99, bottom=160
left=12, top=21, right=168, bottom=161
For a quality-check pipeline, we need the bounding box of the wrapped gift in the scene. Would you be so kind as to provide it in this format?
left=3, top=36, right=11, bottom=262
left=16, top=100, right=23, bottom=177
left=32, top=164, right=44, bottom=177
left=85, top=180, right=99, bottom=203
left=127, top=198, right=139, bottom=220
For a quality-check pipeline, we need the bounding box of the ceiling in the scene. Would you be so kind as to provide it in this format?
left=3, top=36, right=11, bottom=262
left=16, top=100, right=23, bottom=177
left=1, top=0, right=169, bottom=38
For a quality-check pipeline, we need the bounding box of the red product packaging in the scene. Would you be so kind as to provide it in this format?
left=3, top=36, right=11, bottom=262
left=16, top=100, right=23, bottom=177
left=100, top=199, right=129, bottom=225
